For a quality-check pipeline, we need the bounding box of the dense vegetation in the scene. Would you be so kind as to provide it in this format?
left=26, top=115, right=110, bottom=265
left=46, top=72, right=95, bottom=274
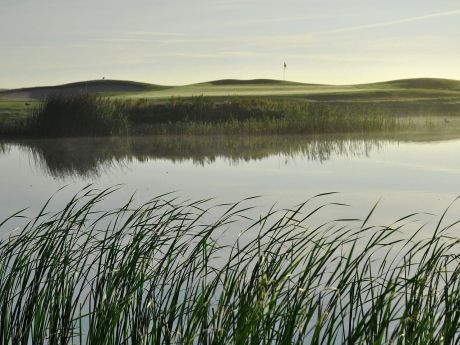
left=127, top=97, right=401, bottom=135
left=0, top=93, right=407, bottom=137
left=30, top=93, right=129, bottom=136
left=1, top=188, right=460, bottom=343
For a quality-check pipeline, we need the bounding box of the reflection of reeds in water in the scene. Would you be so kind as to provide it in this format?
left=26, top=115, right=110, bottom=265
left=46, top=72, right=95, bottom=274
left=137, top=135, right=390, bottom=166
left=3, top=130, right=460, bottom=179
left=23, top=138, right=131, bottom=179
left=0, top=142, right=10, bottom=155
left=1, top=188, right=460, bottom=343
left=2, top=135, right=390, bottom=179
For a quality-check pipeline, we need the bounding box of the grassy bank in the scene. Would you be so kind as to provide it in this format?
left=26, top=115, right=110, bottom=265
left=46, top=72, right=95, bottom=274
left=1, top=90, right=460, bottom=137
left=0, top=93, right=426, bottom=137
left=1, top=188, right=460, bottom=343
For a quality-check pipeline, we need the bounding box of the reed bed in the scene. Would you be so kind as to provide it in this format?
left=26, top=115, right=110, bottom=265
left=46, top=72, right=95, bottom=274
left=1, top=188, right=460, bottom=344
left=126, top=97, right=400, bottom=135
left=29, top=93, right=129, bottom=136
left=2, top=94, right=405, bottom=137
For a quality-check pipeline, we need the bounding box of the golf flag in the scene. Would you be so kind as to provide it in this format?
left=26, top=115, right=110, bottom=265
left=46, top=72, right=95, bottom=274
left=284, top=62, right=287, bottom=69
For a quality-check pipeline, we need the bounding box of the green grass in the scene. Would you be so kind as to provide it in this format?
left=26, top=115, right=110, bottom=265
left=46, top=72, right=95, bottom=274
left=2, top=188, right=460, bottom=343
left=0, top=101, right=37, bottom=136
left=0, top=79, right=170, bottom=101
left=118, top=77, right=460, bottom=100
left=0, top=101, right=37, bottom=122
left=369, top=78, right=460, bottom=91
left=2, top=77, right=460, bottom=101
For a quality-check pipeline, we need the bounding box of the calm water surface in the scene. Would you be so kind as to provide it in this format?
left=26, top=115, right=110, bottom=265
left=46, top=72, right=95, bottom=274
left=1, top=133, right=460, bottom=232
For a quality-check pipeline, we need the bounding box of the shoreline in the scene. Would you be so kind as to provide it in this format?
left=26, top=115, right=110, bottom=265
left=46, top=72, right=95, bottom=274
left=2, top=94, right=460, bottom=138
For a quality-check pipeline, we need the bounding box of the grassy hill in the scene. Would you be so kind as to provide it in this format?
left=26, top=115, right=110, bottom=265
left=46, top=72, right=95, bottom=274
left=134, top=78, right=354, bottom=99
left=205, top=79, right=322, bottom=86
left=2, top=78, right=460, bottom=102
left=364, top=78, right=460, bottom=91
left=0, top=79, right=171, bottom=101
left=124, top=77, right=460, bottom=101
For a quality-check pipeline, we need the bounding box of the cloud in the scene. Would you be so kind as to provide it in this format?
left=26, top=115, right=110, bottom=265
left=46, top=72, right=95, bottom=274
left=82, top=9, right=460, bottom=53
left=321, top=10, right=460, bottom=35
left=226, top=10, right=460, bottom=49
left=124, top=31, right=187, bottom=37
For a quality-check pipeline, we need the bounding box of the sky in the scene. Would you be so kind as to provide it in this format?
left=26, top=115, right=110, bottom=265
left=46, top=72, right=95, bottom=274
left=1, top=0, right=460, bottom=88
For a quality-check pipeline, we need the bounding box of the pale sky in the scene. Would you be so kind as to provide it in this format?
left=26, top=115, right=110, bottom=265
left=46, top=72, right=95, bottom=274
left=1, top=0, right=460, bottom=88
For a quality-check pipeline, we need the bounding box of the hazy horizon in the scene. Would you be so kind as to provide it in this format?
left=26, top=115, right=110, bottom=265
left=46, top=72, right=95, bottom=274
left=2, top=0, right=460, bottom=89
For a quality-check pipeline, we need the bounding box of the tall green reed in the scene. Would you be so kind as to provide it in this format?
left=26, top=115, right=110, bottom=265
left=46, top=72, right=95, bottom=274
left=128, top=97, right=400, bottom=135
left=1, top=188, right=460, bottom=344
left=29, top=93, right=129, bottom=137
left=1, top=95, right=406, bottom=137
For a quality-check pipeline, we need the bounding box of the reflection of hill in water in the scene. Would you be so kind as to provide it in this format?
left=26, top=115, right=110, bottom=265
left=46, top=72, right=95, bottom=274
left=2, top=132, right=460, bottom=179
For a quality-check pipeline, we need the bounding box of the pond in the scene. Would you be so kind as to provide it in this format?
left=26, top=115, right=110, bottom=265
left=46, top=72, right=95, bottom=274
left=1, top=131, right=460, bottom=231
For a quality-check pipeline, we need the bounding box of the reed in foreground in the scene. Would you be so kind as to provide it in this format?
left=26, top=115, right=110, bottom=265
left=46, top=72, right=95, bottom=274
left=1, top=188, right=460, bottom=344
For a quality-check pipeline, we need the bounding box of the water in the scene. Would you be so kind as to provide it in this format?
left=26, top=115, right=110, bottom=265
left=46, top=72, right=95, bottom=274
left=1, top=132, right=460, bottom=233
left=1, top=132, right=460, bottom=343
